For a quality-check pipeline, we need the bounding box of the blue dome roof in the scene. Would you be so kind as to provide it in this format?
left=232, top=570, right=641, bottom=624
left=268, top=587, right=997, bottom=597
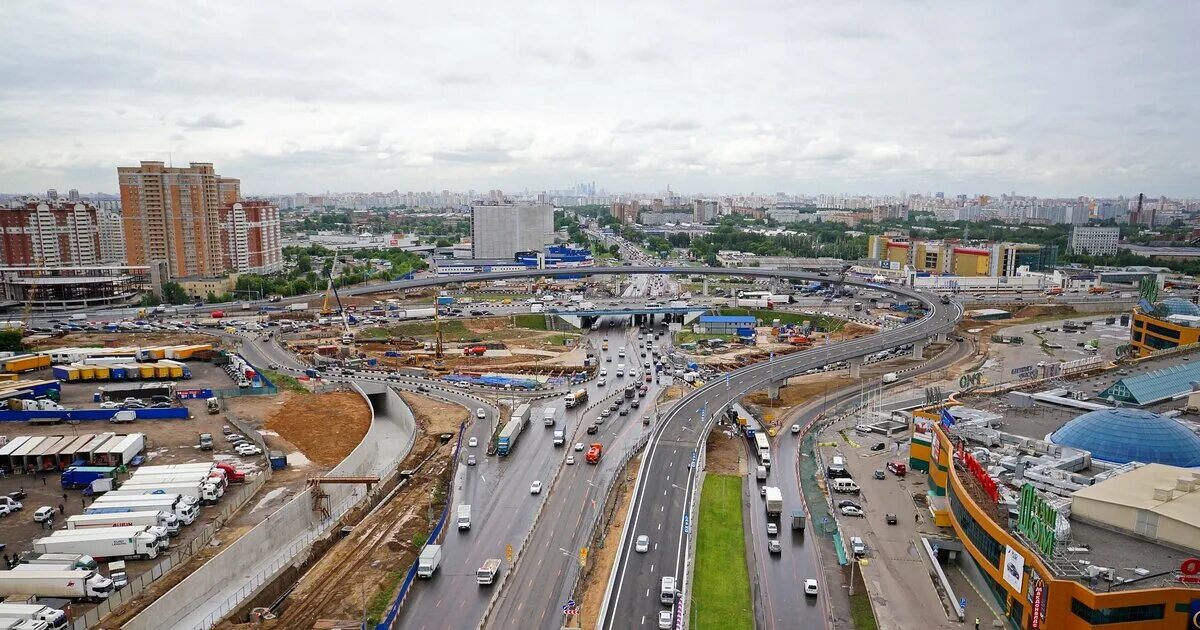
left=1154, top=298, right=1200, bottom=317
left=1050, top=409, right=1200, bottom=467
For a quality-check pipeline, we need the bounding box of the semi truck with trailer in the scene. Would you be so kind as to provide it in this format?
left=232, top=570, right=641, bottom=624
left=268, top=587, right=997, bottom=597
left=34, top=527, right=165, bottom=560
left=86, top=496, right=200, bottom=524
left=66, top=511, right=179, bottom=536
left=0, top=570, right=113, bottom=603
left=496, top=413, right=528, bottom=457
left=106, top=480, right=219, bottom=504
left=16, top=553, right=97, bottom=571
left=0, top=603, right=66, bottom=629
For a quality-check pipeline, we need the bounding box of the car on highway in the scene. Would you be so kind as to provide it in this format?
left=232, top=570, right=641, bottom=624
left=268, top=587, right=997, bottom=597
left=574, top=442, right=585, bottom=451
left=630, top=399, right=640, bottom=408
left=766, top=522, right=778, bottom=535
left=618, top=407, right=628, bottom=416
left=587, top=424, right=599, bottom=434
left=456, top=381, right=470, bottom=389
left=658, top=611, right=672, bottom=629
left=468, top=437, right=478, bottom=448
left=566, top=455, right=575, bottom=465
left=529, top=480, right=542, bottom=495
left=840, top=505, right=864, bottom=517
left=600, top=408, right=611, bottom=418
left=768, top=540, right=782, bottom=554
left=804, top=579, right=818, bottom=596
left=636, top=535, right=650, bottom=553
left=598, top=377, right=607, bottom=387
left=467, top=454, right=477, bottom=466
left=600, top=368, right=608, bottom=376
left=791, top=423, right=800, bottom=434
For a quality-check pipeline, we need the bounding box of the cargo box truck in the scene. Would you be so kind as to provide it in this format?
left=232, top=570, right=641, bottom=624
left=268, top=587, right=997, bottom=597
left=106, top=480, right=219, bottom=505
left=457, top=505, right=471, bottom=530
left=0, top=570, right=113, bottom=603
left=416, top=545, right=442, bottom=578
left=16, top=553, right=97, bottom=571
left=86, top=496, right=200, bottom=524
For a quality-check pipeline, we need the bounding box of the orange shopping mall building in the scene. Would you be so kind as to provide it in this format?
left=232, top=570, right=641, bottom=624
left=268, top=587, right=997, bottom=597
left=909, top=411, right=1200, bottom=629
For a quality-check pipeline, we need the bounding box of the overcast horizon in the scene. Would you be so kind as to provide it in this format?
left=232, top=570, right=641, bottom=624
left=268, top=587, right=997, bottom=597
left=2, top=1, right=1198, bottom=198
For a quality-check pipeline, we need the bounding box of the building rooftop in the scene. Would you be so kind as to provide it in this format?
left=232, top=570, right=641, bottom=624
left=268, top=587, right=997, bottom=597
left=697, top=315, right=757, bottom=324
left=1073, top=463, right=1200, bottom=532
left=1098, top=361, right=1200, bottom=406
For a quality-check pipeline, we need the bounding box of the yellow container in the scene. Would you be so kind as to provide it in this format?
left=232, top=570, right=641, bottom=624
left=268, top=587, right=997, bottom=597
left=0, top=373, right=19, bottom=382
left=92, top=366, right=111, bottom=380
left=139, top=365, right=155, bottom=379
left=168, top=365, right=183, bottom=378
left=154, top=364, right=170, bottom=378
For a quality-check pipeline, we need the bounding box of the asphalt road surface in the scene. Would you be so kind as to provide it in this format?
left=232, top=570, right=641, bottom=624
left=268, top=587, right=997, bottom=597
left=599, top=289, right=961, bottom=630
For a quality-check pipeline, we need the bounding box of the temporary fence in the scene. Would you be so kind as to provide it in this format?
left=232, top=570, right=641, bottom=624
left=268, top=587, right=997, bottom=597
left=374, top=421, right=466, bottom=629
left=0, top=407, right=189, bottom=422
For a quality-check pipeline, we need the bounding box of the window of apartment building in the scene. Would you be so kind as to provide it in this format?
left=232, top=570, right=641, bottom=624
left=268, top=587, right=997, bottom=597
left=948, top=485, right=1003, bottom=566
left=1070, top=599, right=1164, bottom=624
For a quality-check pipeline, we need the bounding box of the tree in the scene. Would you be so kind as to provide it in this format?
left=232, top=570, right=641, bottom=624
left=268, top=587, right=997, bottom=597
left=161, top=282, right=189, bottom=305
left=296, top=255, right=312, bottom=274
left=206, top=291, right=218, bottom=303
left=0, top=330, right=24, bottom=353
left=435, top=238, right=453, bottom=247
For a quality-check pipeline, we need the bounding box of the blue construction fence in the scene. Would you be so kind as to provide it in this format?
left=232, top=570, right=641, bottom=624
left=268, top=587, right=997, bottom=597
left=375, top=421, right=466, bottom=630
left=443, top=373, right=540, bottom=389
left=0, top=407, right=189, bottom=422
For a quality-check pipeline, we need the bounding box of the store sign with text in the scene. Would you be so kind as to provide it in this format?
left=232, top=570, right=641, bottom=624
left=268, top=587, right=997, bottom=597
left=1017, top=483, right=1058, bottom=556
left=957, top=442, right=999, bottom=502
left=1031, top=580, right=1045, bottom=629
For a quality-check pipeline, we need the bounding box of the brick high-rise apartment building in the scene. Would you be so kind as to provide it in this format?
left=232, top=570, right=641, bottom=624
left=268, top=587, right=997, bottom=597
left=117, top=161, right=225, bottom=277
left=219, top=201, right=283, bottom=274
left=0, top=201, right=124, bottom=266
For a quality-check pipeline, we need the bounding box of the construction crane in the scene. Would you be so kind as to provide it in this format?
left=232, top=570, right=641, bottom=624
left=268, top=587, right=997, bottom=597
left=320, top=247, right=355, bottom=346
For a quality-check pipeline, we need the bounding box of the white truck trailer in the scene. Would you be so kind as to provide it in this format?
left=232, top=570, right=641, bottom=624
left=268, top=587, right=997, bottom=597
left=66, top=510, right=179, bottom=536
left=86, top=495, right=200, bottom=524
left=104, top=480, right=218, bottom=505
left=33, top=527, right=162, bottom=561
left=0, top=570, right=113, bottom=603
left=0, top=603, right=66, bottom=630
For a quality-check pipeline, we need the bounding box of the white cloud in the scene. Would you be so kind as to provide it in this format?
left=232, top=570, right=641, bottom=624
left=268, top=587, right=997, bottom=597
left=0, top=1, right=1197, bottom=196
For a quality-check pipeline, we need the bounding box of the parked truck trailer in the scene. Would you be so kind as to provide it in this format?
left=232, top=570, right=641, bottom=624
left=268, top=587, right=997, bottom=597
left=0, top=570, right=112, bottom=603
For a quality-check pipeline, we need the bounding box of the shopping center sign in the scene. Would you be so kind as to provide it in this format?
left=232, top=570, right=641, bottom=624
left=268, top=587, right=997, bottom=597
left=1017, top=483, right=1057, bottom=556
left=957, top=444, right=999, bottom=502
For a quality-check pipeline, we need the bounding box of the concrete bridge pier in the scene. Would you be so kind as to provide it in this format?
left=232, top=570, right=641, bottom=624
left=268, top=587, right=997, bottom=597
left=911, top=342, right=925, bottom=360
left=767, top=380, right=783, bottom=401
left=702, top=276, right=709, bottom=296
left=936, top=332, right=948, bottom=343
left=848, top=357, right=862, bottom=378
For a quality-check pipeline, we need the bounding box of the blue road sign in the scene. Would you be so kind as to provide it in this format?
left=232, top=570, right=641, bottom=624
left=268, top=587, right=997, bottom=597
left=959, top=596, right=967, bottom=611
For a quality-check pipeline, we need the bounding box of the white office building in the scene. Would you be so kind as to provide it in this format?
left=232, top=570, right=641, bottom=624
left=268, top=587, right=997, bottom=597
left=1069, top=226, right=1120, bottom=256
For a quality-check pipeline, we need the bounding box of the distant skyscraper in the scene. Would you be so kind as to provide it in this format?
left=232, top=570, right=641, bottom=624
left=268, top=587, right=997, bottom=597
left=117, top=160, right=225, bottom=277
left=471, top=203, right=553, bottom=259
left=46, top=189, right=57, bottom=200
left=68, top=189, right=80, bottom=202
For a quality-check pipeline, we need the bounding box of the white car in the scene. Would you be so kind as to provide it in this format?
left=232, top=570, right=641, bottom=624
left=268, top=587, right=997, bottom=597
left=804, top=579, right=818, bottom=596
left=468, top=437, right=479, bottom=448
left=791, top=424, right=801, bottom=434
left=236, top=443, right=263, bottom=456
left=840, top=505, right=864, bottom=517
left=32, top=506, right=54, bottom=522
left=635, top=535, right=650, bottom=553
left=600, top=368, right=608, bottom=376
left=99, top=400, right=120, bottom=409
left=476, top=408, right=486, bottom=419
left=597, top=378, right=606, bottom=387
left=456, top=381, right=470, bottom=389
left=566, top=455, right=576, bottom=465
left=658, top=611, right=672, bottom=629
left=574, top=442, right=585, bottom=451
left=529, top=480, right=542, bottom=495
left=766, top=523, right=778, bottom=535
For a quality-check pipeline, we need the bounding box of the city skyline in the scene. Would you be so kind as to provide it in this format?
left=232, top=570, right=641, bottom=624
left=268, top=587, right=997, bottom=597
left=2, top=2, right=1198, bottom=196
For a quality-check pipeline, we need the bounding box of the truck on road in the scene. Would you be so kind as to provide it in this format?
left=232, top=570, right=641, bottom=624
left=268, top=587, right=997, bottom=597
left=543, top=407, right=557, bottom=426
left=285, top=302, right=308, bottom=312
left=497, top=405, right=530, bottom=456
left=198, top=432, right=213, bottom=450
left=553, top=428, right=565, bottom=446
left=882, top=372, right=898, bottom=384
left=0, top=570, right=113, bottom=603
left=585, top=443, right=603, bottom=464
left=791, top=509, right=807, bottom=532
left=457, top=505, right=471, bottom=530
left=564, top=388, right=588, bottom=408
left=416, top=545, right=442, bottom=578
left=476, top=559, right=501, bottom=585
left=765, top=486, right=783, bottom=516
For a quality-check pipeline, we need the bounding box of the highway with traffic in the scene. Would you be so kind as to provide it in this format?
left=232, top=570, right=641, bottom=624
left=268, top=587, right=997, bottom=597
left=598, top=275, right=962, bottom=630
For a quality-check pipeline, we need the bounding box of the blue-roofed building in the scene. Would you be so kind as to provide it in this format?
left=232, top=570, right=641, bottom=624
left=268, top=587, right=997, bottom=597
left=1048, top=409, right=1200, bottom=467
left=697, top=315, right=757, bottom=334
left=1098, top=361, right=1200, bottom=405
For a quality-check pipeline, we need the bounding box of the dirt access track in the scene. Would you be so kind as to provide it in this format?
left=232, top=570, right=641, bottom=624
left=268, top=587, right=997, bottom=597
left=218, top=392, right=468, bottom=628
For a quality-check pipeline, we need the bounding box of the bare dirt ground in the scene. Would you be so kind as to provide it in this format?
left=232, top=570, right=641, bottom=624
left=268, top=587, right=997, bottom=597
left=25, top=331, right=222, bottom=350
left=222, top=392, right=468, bottom=628
left=257, top=391, right=371, bottom=467
left=705, top=425, right=748, bottom=476
left=571, top=455, right=641, bottom=629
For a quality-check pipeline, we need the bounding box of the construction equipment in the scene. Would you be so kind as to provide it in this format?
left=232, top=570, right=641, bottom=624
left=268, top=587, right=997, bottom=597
left=306, top=476, right=380, bottom=518
left=319, top=248, right=355, bottom=346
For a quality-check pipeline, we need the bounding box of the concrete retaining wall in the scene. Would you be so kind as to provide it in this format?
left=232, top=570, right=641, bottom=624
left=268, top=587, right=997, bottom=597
left=124, top=383, right=416, bottom=630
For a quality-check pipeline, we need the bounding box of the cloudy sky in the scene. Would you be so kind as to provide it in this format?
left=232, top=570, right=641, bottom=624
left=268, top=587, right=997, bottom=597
left=1, top=1, right=1197, bottom=197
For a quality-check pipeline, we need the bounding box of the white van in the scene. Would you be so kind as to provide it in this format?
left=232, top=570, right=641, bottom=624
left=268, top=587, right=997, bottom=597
left=831, top=479, right=860, bottom=494
left=660, top=576, right=676, bottom=604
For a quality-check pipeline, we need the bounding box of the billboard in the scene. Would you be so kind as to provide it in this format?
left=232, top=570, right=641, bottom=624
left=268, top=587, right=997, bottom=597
left=1003, top=545, right=1025, bottom=592
left=1017, top=483, right=1059, bottom=556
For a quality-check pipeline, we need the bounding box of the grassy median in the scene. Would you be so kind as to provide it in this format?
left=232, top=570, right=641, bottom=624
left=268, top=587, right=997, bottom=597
left=691, top=474, right=753, bottom=630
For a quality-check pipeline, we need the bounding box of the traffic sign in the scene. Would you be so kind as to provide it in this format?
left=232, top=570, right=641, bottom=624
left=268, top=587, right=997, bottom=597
left=959, top=596, right=967, bottom=611
left=563, top=598, right=578, bottom=615
left=505, top=544, right=513, bottom=563
left=579, top=547, right=589, bottom=567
